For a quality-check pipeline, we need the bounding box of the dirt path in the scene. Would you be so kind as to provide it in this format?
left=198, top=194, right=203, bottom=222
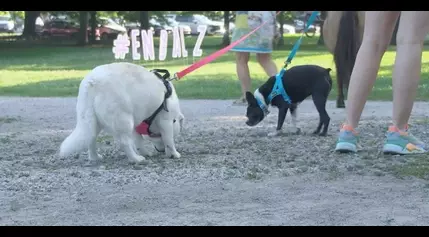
left=1, top=97, right=429, bottom=226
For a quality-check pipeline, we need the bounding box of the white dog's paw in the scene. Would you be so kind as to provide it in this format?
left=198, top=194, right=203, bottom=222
left=139, top=148, right=155, bottom=157
left=166, top=150, right=181, bottom=159
left=128, top=155, right=148, bottom=164
left=89, top=153, right=103, bottom=161
left=171, top=151, right=181, bottom=159
left=292, top=127, right=301, bottom=135
left=144, top=150, right=155, bottom=157
left=267, top=131, right=281, bottom=137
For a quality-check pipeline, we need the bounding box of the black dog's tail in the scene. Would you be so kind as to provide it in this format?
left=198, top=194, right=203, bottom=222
left=333, top=11, right=361, bottom=99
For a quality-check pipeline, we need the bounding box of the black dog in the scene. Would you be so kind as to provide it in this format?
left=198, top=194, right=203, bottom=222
left=245, top=65, right=332, bottom=136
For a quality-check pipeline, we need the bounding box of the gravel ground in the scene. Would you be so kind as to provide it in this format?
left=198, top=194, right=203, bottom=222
left=1, top=96, right=429, bottom=226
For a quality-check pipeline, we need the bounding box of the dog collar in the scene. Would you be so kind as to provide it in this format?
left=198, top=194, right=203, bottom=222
left=254, top=89, right=270, bottom=117
left=257, top=99, right=270, bottom=117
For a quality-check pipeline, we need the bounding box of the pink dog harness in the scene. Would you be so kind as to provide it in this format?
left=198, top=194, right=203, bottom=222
left=135, top=69, right=172, bottom=138
left=135, top=121, right=154, bottom=136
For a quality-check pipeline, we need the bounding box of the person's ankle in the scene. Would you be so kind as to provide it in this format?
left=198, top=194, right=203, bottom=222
left=390, top=124, right=408, bottom=133
left=340, top=123, right=358, bottom=134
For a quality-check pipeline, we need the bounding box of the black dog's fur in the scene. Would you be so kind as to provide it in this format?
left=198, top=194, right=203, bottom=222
left=245, top=65, right=333, bottom=136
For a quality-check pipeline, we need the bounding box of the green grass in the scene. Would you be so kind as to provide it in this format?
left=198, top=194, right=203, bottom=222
left=1, top=34, right=429, bottom=100
left=391, top=157, right=429, bottom=180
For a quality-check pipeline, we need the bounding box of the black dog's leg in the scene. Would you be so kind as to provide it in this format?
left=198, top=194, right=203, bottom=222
left=312, top=93, right=330, bottom=136
left=289, top=104, right=301, bottom=135
left=277, top=106, right=288, bottom=131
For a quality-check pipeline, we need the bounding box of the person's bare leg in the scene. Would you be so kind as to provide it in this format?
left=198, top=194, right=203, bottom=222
left=392, top=11, right=429, bottom=130
left=345, top=11, right=400, bottom=128
left=235, top=52, right=251, bottom=101
left=256, top=53, right=278, bottom=77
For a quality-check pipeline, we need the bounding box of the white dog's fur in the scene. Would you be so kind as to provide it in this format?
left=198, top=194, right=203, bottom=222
left=59, top=62, right=184, bottom=164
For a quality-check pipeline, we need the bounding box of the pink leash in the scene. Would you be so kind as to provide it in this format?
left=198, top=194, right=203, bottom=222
left=138, top=12, right=282, bottom=136
left=174, top=11, right=282, bottom=80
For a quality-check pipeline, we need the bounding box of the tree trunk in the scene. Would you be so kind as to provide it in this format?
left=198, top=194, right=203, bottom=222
left=317, top=11, right=326, bottom=45
left=22, top=11, right=40, bottom=40
left=89, top=11, right=97, bottom=44
left=78, top=11, right=89, bottom=46
left=140, top=11, right=150, bottom=30
left=222, top=11, right=231, bottom=46
left=278, top=12, right=285, bottom=46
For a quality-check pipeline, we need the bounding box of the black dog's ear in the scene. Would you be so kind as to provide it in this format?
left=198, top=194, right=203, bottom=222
left=245, top=91, right=258, bottom=106
left=326, top=68, right=332, bottom=73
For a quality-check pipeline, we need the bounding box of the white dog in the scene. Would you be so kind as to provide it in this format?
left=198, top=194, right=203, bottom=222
left=59, top=62, right=184, bottom=164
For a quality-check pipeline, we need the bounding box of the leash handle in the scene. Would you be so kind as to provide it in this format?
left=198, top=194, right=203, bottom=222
left=303, top=11, right=320, bottom=33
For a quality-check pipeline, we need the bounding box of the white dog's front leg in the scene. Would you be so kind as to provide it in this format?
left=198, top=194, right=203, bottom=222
left=159, top=120, right=181, bottom=159
left=118, top=134, right=147, bottom=164
left=88, top=142, right=103, bottom=161
left=132, top=131, right=154, bottom=157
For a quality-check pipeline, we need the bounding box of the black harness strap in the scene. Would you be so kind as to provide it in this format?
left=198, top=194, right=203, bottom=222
left=142, top=69, right=173, bottom=136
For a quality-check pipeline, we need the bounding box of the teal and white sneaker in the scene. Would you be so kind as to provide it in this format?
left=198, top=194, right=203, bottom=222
left=335, top=124, right=359, bottom=153
left=382, top=125, right=426, bottom=155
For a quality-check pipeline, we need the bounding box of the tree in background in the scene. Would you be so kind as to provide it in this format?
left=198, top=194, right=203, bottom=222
left=1, top=11, right=24, bottom=20
left=277, top=12, right=285, bottom=46
left=78, top=11, right=89, bottom=46
left=89, top=11, right=97, bottom=43
left=222, top=11, right=230, bottom=46
left=139, top=11, right=149, bottom=30
left=22, top=11, right=40, bottom=39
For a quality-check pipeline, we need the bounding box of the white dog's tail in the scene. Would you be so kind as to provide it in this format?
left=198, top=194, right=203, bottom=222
left=59, top=79, right=98, bottom=157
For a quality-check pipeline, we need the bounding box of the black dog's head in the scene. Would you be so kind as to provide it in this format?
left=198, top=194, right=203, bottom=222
left=245, top=91, right=266, bottom=127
